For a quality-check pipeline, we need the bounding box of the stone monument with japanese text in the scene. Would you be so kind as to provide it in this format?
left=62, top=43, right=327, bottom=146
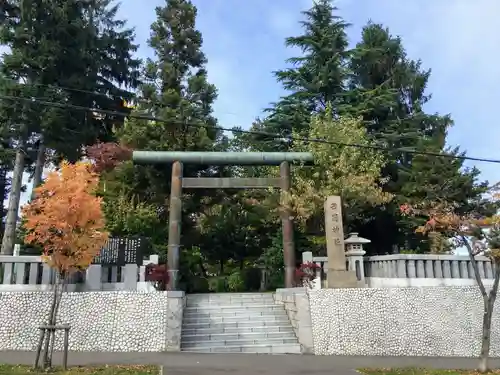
left=324, top=196, right=358, bottom=288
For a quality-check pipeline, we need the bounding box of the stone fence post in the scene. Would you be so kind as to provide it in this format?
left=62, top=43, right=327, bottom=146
left=123, top=264, right=138, bottom=290
left=85, top=265, right=102, bottom=291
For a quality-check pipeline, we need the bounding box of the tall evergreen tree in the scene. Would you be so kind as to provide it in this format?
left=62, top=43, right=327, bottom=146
left=245, top=0, right=351, bottom=152
left=242, top=1, right=489, bottom=254
left=0, top=0, right=140, bottom=254
left=107, top=0, right=221, bottom=256
left=119, top=0, right=219, bottom=153
left=348, top=22, right=489, bottom=253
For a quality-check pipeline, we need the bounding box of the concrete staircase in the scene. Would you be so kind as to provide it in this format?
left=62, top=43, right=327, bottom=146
left=181, top=293, right=302, bottom=354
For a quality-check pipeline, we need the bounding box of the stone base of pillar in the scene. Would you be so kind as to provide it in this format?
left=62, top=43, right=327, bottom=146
left=326, top=269, right=359, bottom=288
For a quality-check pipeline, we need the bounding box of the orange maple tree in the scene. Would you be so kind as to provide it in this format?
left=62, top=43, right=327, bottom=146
left=23, top=160, right=109, bottom=369
left=22, top=160, right=109, bottom=276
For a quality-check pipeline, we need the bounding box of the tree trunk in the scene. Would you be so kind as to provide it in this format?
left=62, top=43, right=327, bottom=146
left=1, top=142, right=25, bottom=255
left=43, top=272, right=66, bottom=369
left=31, top=141, right=45, bottom=200
left=0, top=164, right=8, bottom=232
left=198, top=260, right=207, bottom=278
left=461, top=235, right=499, bottom=373
left=42, top=275, right=59, bottom=369
left=479, top=300, right=493, bottom=372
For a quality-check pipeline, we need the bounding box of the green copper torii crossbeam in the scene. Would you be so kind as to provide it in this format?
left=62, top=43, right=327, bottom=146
left=132, top=151, right=313, bottom=290
left=132, top=151, right=314, bottom=166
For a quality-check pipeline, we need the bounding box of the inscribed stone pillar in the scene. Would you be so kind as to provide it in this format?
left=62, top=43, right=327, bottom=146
left=324, top=196, right=358, bottom=288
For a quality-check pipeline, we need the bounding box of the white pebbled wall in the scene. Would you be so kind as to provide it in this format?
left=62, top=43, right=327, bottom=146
left=309, top=287, right=500, bottom=357
left=0, top=291, right=184, bottom=352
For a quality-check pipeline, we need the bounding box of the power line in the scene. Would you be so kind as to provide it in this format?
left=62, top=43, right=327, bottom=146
left=0, top=76, right=128, bottom=100
left=1, top=93, right=500, bottom=164
left=0, top=79, right=455, bottom=143
left=0, top=77, right=242, bottom=118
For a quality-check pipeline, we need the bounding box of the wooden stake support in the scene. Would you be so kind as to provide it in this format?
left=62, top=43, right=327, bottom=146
left=34, top=324, right=70, bottom=370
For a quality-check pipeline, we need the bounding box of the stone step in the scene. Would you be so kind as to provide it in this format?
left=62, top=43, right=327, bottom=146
left=186, top=297, right=274, bottom=305
left=183, top=308, right=286, bottom=318
left=188, top=293, right=274, bottom=298
left=186, top=299, right=279, bottom=309
left=181, top=292, right=300, bottom=355
left=188, top=294, right=275, bottom=299
left=182, top=325, right=294, bottom=336
left=186, top=301, right=277, bottom=305
left=182, top=320, right=290, bottom=330
left=187, top=294, right=275, bottom=304
left=182, top=331, right=296, bottom=343
left=183, top=315, right=289, bottom=324
left=181, top=337, right=298, bottom=349
left=181, top=343, right=302, bottom=354
left=184, top=304, right=281, bottom=312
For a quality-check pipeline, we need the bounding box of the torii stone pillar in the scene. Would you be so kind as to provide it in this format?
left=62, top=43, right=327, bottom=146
left=324, top=196, right=358, bottom=288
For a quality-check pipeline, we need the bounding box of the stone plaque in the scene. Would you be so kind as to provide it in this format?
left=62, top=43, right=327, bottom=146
left=93, top=237, right=147, bottom=266
left=324, top=196, right=346, bottom=271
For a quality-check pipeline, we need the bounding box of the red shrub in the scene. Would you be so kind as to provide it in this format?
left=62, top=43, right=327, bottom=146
left=295, top=261, right=320, bottom=287
left=145, top=263, right=169, bottom=291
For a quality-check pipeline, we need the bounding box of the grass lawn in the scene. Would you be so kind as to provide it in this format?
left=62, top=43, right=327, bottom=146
left=360, top=369, right=500, bottom=375
left=0, top=364, right=160, bottom=374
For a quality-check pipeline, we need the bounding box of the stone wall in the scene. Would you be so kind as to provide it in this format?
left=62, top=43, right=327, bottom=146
left=275, top=288, right=314, bottom=354
left=309, top=287, right=500, bottom=357
left=0, top=291, right=184, bottom=352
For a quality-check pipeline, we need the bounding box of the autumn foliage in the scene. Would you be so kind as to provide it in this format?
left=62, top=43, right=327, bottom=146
left=400, top=197, right=500, bottom=372
left=400, top=202, right=497, bottom=242
left=86, top=141, right=132, bottom=174
left=295, top=261, right=320, bottom=288
left=144, top=263, right=169, bottom=291
left=22, top=161, right=109, bottom=275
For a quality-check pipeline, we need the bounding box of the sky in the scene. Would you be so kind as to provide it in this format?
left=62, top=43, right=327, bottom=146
left=114, top=0, right=499, bottom=178
left=9, top=0, right=500, bottom=235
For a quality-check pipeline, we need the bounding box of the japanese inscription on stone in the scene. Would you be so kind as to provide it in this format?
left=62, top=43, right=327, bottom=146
left=324, top=196, right=346, bottom=271
left=93, top=237, right=147, bottom=266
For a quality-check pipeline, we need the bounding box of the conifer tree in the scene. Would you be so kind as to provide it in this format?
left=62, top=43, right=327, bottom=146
left=106, top=0, right=221, bottom=256
left=0, top=0, right=140, bottom=254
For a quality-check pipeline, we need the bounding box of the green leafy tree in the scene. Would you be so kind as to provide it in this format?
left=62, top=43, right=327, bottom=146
left=226, top=0, right=356, bottom=262
left=247, top=2, right=488, bottom=255
left=195, top=192, right=275, bottom=271
left=258, top=232, right=286, bottom=289
left=287, top=107, right=391, bottom=253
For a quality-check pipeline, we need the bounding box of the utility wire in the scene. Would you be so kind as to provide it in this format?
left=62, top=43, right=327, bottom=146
left=1, top=93, right=500, bottom=164
left=0, top=79, right=448, bottom=142
left=0, top=76, right=129, bottom=100
left=0, top=76, right=242, bottom=118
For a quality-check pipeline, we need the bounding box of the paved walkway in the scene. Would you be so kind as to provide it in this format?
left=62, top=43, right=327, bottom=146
left=1, top=351, right=500, bottom=374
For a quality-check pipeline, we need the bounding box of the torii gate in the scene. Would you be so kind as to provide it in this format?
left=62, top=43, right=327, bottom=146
left=132, top=151, right=314, bottom=290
